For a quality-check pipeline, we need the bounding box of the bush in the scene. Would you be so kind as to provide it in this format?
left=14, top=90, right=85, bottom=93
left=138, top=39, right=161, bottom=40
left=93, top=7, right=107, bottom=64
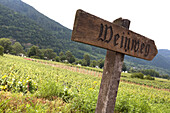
left=131, top=73, right=144, bottom=79
left=0, top=46, right=4, bottom=56
left=30, top=56, right=40, bottom=59
left=145, top=75, right=155, bottom=80
left=141, top=69, right=159, bottom=77
left=160, top=75, right=170, bottom=79
left=55, top=56, right=60, bottom=62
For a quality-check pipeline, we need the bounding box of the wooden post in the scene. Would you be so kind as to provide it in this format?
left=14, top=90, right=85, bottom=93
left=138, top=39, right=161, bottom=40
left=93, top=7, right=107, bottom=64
left=95, top=18, right=130, bottom=113
left=71, top=9, right=157, bottom=113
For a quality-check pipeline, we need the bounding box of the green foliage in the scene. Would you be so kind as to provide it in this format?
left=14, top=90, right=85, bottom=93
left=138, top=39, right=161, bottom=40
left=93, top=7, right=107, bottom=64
left=55, top=56, right=60, bottom=62
left=160, top=75, right=170, bottom=79
left=65, top=51, right=75, bottom=64
left=0, top=2, right=106, bottom=60
left=83, top=54, right=91, bottom=66
left=0, top=3, right=57, bottom=51
left=27, top=46, right=43, bottom=59
left=97, top=59, right=105, bottom=68
left=0, top=55, right=170, bottom=113
left=0, top=38, right=12, bottom=53
left=43, top=49, right=56, bottom=60
left=75, top=60, right=83, bottom=65
left=30, top=56, right=40, bottom=59
left=0, top=45, right=4, bottom=56
left=0, top=70, right=37, bottom=94
left=141, top=69, right=160, bottom=77
left=125, top=54, right=170, bottom=76
left=11, top=42, right=24, bottom=55
left=59, top=51, right=66, bottom=62
left=0, top=91, right=68, bottom=112
left=121, top=73, right=170, bottom=89
left=129, top=67, right=138, bottom=73
left=122, top=62, right=127, bottom=71
left=0, top=0, right=170, bottom=79
left=131, top=73, right=144, bottom=79
left=145, top=75, right=155, bottom=80
left=90, top=60, right=97, bottom=67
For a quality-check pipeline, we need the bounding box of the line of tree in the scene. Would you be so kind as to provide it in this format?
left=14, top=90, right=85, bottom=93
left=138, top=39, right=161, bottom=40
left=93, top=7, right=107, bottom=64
left=0, top=38, right=169, bottom=79
left=57, top=51, right=105, bottom=68
left=129, top=68, right=169, bottom=80
left=0, top=38, right=105, bottom=68
left=0, top=38, right=25, bottom=56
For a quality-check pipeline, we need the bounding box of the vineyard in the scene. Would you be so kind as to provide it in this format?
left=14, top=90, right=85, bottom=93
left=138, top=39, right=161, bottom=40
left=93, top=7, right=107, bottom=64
left=27, top=57, right=170, bottom=90
left=0, top=55, right=170, bottom=112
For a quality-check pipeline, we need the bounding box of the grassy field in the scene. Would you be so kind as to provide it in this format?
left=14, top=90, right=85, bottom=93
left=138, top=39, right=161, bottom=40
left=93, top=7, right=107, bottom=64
left=26, top=57, right=170, bottom=90
left=0, top=55, right=170, bottom=112
left=121, top=73, right=170, bottom=90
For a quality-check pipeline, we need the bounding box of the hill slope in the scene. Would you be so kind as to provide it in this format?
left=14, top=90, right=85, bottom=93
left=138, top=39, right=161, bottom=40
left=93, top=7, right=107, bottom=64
left=0, top=0, right=71, bottom=38
left=125, top=49, right=170, bottom=75
left=0, top=3, right=58, bottom=49
left=0, top=0, right=106, bottom=59
left=158, top=49, right=170, bottom=63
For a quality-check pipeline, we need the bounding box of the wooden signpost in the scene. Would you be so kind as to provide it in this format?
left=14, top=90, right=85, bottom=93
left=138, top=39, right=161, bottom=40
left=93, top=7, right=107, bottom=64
left=71, top=9, right=158, bottom=113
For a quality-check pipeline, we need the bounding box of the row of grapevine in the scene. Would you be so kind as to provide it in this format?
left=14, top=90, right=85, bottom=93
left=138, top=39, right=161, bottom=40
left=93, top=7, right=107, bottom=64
left=0, top=55, right=170, bottom=112
left=25, top=57, right=170, bottom=90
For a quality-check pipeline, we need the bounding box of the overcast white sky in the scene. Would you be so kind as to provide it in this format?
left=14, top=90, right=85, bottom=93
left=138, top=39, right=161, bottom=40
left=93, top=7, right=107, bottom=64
left=22, top=0, right=170, bottom=50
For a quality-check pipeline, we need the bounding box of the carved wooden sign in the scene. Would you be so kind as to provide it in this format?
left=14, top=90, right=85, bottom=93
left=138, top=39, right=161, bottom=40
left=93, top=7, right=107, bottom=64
left=71, top=9, right=158, bottom=60
left=71, top=9, right=158, bottom=113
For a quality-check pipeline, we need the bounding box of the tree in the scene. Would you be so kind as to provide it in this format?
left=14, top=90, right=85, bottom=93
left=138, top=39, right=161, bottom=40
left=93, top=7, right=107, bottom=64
left=28, top=45, right=43, bottom=59
left=0, top=38, right=12, bottom=53
left=36, top=49, right=44, bottom=59
left=83, top=54, right=90, bottom=66
left=145, top=75, right=155, bottom=80
left=0, top=46, right=4, bottom=56
left=44, top=49, right=57, bottom=60
left=59, top=51, right=66, bottom=62
left=75, top=60, right=83, bottom=65
left=129, top=67, right=138, bottom=73
left=98, top=59, right=105, bottom=68
left=12, top=42, right=24, bottom=55
left=122, top=63, right=127, bottom=72
left=141, top=69, right=159, bottom=77
left=90, top=60, right=97, bottom=67
left=28, top=46, right=38, bottom=57
left=131, top=73, right=144, bottom=79
left=82, top=59, right=87, bottom=66
left=55, top=56, right=60, bottom=62
left=65, top=51, right=75, bottom=63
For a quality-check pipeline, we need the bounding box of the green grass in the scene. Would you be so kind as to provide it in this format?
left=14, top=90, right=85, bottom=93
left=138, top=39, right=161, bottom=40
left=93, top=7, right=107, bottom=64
left=36, top=58, right=103, bottom=72
left=0, top=54, right=170, bottom=112
left=0, top=91, right=68, bottom=112
left=37, top=58, right=170, bottom=90
left=121, top=73, right=170, bottom=89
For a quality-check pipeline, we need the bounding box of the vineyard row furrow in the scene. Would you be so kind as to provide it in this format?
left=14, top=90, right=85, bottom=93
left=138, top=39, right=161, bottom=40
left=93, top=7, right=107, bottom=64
left=24, top=58, right=170, bottom=91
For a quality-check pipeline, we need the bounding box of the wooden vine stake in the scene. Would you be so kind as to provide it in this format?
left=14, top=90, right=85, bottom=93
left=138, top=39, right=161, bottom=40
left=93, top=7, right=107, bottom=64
left=71, top=9, right=158, bottom=113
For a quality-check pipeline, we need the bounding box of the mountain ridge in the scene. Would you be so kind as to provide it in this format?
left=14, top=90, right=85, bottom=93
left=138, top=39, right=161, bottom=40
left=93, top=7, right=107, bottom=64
left=0, top=0, right=106, bottom=59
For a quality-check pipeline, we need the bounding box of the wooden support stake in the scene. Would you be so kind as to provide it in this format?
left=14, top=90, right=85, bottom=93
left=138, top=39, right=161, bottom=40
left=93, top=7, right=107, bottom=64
left=95, top=18, right=130, bottom=113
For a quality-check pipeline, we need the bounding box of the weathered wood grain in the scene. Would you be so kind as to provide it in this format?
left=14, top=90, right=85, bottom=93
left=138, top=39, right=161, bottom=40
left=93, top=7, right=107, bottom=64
left=95, top=18, right=130, bottom=113
left=71, top=9, right=158, bottom=60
